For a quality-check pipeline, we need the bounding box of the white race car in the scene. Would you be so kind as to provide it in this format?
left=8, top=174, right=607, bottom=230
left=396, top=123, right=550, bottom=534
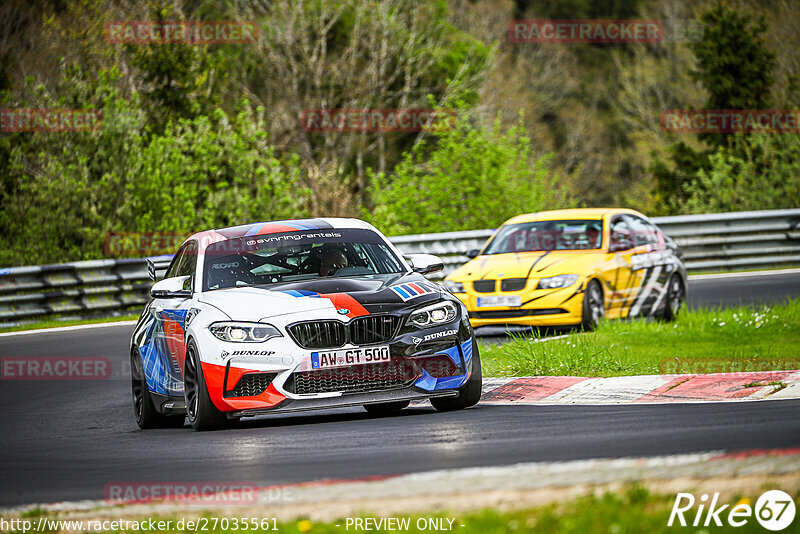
left=130, top=218, right=481, bottom=430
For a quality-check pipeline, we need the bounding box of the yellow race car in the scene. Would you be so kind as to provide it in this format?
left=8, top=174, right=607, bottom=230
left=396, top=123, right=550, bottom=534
left=443, top=208, right=687, bottom=330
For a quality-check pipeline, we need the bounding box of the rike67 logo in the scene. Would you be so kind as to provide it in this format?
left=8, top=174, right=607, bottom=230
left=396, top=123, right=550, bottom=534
left=669, top=490, right=796, bottom=531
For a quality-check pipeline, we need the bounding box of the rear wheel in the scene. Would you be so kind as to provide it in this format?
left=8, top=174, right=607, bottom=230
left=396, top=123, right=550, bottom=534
left=131, top=350, right=185, bottom=429
left=184, top=340, right=228, bottom=431
left=431, top=340, right=482, bottom=412
left=660, top=274, right=685, bottom=322
left=580, top=280, right=604, bottom=331
left=363, top=400, right=410, bottom=415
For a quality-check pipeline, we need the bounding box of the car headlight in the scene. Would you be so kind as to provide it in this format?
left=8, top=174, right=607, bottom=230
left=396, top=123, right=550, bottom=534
left=209, top=322, right=282, bottom=343
left=537, top=274, right=579, bottom=289
left=408, top=301, right=458, bottom=328
left=444, top=280, right=465, bottom=293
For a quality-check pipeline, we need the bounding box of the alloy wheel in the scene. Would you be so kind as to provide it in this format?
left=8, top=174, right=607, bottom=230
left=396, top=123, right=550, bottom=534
left=588, top=283, right=604, bottom=325
left=184, top=346, right=199, bottom=421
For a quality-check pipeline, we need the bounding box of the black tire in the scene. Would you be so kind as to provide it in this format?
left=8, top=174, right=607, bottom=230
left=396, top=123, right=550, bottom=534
left=363, top=400, right=410, bottom=415
left=659, top=274, right=685, bottom=322
left=580, top=279, right=604, bottom=331
left=131, top=350, right=185, bottom=429
left=431, top=340, right=482, bottom=412
left=184, top=339, right=228, bottom=431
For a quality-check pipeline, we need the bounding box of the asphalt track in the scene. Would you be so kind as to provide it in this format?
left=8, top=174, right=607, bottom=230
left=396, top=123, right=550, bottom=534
left=1, top=271, right=799, bottom=506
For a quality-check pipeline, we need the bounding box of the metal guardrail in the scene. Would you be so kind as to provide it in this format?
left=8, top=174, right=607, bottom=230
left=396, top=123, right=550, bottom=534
left=1, top=209, right=799, bottom=326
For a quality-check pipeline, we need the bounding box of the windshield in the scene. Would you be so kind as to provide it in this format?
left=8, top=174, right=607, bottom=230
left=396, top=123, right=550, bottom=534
left=202, top=228, right=405, bottom=291
left=484, top=220, right=603, bottom=254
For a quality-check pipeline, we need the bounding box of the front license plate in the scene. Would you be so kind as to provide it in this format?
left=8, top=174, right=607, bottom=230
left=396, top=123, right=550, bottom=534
left=477, top=295, right=522, bottom=307
left=311, top=346, right=391, bottom=369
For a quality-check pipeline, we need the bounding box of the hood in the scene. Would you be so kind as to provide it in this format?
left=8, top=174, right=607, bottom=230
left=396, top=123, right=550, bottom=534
left=198, top=272, right=444, bottom=321
left=448, top=251, right=602, bottom=281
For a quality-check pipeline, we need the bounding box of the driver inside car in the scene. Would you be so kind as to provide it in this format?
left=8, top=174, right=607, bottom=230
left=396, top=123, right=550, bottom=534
left=319, top=248, right=348, bottom=276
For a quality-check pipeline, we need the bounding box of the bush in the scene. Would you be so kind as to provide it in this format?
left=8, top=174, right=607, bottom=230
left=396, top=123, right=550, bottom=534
left=0, top=67, right=308, bottom=266
left=122, top=106, right=310, bottom=234
left=367, top=107, right=569, bottom=235
left=684, top=133, right=800, bottom=214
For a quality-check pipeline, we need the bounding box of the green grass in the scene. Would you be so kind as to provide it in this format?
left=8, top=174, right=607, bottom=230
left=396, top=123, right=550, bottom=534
left=480, top=300, right=800, bottom=377
left=0, top=313, right=139, bottom=334
left=289, top=487, right=798, bottom=533
left=11, top=486, right=799, bottom=533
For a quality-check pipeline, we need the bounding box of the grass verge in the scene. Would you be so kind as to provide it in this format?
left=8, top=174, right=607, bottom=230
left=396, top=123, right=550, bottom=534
left=480, top=299, right=800, bottom=377
left=0, top=314, right=139, bottom=334
left=11, top=485, right=799, bottom=533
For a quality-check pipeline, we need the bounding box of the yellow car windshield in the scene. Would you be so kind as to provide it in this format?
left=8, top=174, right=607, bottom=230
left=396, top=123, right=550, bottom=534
left=485, top=220, right=603, bottom=253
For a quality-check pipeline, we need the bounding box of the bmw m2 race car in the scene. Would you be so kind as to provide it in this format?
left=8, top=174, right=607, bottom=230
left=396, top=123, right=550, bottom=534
left=444, top=208, right=687, bottom=330
left=130, top=218, right=481, bottom=430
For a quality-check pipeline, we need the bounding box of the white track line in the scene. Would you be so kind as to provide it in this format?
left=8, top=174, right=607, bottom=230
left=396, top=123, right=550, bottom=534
left=541, top=375, right=671, bottom=404
left=0, top=320, right=137, bottom=338
left=689, top=268, right=800, bottom=281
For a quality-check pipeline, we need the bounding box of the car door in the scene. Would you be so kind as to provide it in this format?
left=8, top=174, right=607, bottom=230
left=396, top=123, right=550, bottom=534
left=148, top=241, right=197, bottom=395
left=605, top=215, right=638, bottom=317
left=625, top=215, right=671, bottom=317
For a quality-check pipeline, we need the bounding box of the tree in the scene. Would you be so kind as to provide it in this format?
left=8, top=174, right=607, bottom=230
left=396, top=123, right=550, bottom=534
left=651, top=2, right=778, bottom=214
left=237, top=0, right=490, bottom=200
left=691, top=3, right=775, bottom=112
left=684, top=133, right=800, bottom=214
left=367, top=105, right=568, bottom=235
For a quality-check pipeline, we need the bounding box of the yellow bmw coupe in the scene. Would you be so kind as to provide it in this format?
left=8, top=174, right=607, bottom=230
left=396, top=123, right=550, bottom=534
left=443, top=208, right=687, bottom=330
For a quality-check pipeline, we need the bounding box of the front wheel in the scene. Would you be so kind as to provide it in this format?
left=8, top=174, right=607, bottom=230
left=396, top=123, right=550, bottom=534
left=580, top=280, right=604, bottom=331
left=184, top=340, right=228, bottom=431
left=659, top=274, right=685, bottom=322
left=431, top=340, right=482, bottom=412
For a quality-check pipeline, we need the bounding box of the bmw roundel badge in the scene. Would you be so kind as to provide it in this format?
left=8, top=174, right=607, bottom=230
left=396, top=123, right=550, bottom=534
left=337, top=308, right=351, bottom=315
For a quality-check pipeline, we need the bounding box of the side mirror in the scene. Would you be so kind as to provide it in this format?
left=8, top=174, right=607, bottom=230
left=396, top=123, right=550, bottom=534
left=147, top=255, right=175, bottom=282
left=405, top=254, right=444, bottom=275
left=465, top=249, right=480, bottom=259
left=151, top=275, right=191, bottom=299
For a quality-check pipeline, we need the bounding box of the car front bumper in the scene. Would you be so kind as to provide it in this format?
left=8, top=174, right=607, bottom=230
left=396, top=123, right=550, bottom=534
left=452, top=285, right=585, bottom=328
left=195, top=319, right=475, bottom=414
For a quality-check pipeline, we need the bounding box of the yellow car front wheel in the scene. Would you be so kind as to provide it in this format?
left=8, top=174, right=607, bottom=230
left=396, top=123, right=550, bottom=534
left=581, top=280, right=604, bottom=331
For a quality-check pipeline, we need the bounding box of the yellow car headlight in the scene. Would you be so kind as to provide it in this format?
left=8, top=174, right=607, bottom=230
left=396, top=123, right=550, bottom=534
left=538, top=274, right=579, bottom=289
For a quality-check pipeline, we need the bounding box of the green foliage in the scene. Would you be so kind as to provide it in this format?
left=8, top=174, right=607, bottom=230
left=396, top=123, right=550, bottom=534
left=0, top=67, right=143, bottom=265
left=124, top=107, right=310, bottom=233
left=0, top=0, right=797, bottom=267
left=367, top=107, right=569, bottom=235
left=691, top=3, right=776, bottom=111
left=649, top=142, right=712, bottom=215
left=0, top=65, right=308, bottom=266
left=652, top=3, right=782, bottom=214
left=126, top=1, right=223, bottom=134
left=513, top=0, right=642, bottom=19
left=684, top=134, right=800, bottom=213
